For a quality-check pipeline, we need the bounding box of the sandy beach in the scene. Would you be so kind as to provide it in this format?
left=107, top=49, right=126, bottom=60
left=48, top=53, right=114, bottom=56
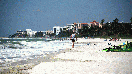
left=1, top=38, right=132, bottom=74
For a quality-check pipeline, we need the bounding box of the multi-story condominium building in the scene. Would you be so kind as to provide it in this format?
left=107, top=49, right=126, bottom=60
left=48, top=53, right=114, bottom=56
left=32, top=31, right=37, bottom=36
left=53, top=26, right=67, bottom=35
left=73, top=23, right=90, bottom=33
left=66, top=24, right=74, bottom=30
left=15, top=30, right=27, bottom=37
left=90, top=20, right=102, bottom=28
left=90, top=20, right=99, bottom=26
left=45, top=30, right=53, bottom=35
left=16, top=30, right=27, bottom=35
left=53, top=26, right=62, bottom=35
left=61, top=26, right=67, bottom=31
left=41, top=31, right=46, bottom=36
left=74, top=23, right=90, bottom=29
left=26, top=29, right=35, bottom=37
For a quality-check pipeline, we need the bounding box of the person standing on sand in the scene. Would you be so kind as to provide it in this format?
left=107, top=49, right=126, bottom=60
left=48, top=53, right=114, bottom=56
left=70, top=32, right=77, bottom=48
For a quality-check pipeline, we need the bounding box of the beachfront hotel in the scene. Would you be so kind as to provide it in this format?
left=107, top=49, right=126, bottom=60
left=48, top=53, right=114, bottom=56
left=73, top=20, right=101, bottom=29
left=53, top=26, right=67, bottom=35
left=26, top=29, right=37, bottom=37
left=73, top=21, right=102, bottom=33
left=16, top=30, right=27, bottom=35
left=53, top=26, right=61, bottom=35
left=12, top=29, right=53, bottom=38
left=43, top=30, right=53, bottom=35
left=90, top=20, right=102, bottom=28
left=66, top=24, right=74, bottom=30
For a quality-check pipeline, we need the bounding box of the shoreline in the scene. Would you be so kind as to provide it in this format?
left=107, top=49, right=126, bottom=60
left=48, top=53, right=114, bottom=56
left=1, top=48, right=79, bottom=74
left=0, top=38, right=83, bottom=73
left=0, top=36, right=132, bottom=39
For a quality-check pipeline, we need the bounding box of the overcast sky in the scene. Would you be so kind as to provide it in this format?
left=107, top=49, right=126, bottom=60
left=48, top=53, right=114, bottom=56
left=0, top=0, right=132, bottom=37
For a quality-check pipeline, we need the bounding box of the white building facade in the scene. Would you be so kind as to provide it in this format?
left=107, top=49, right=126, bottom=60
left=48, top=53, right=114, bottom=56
left=26, top=29, right=37, bottom=37
left=26, top=29, right=32, bottom=37
left=66, top=24, right=74, bottom=30
left=53, top=26, right=67, bottom=35
left=42, top=30, right=53, bottom=36
left=53, top=26, right=61, bottom=35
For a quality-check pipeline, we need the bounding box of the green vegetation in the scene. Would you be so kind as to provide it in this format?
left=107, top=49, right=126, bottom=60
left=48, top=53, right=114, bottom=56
left=78, top=18, right=132, bottom=39
left=103, top=42, right=132, bottom=52
left=101, top=19, right=105, bottom=25
left=58, top=29, right=73, bottom=37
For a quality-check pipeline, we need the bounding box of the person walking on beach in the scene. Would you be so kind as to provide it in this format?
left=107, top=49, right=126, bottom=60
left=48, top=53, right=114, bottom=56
left=70, top=32, right=77, bottom=48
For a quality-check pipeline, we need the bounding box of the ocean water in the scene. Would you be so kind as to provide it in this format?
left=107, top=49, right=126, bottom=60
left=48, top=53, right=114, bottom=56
left=0, top=38, right=85, bottom=67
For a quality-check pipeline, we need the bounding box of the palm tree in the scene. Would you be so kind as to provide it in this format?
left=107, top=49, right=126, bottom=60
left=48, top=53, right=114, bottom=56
left=113, top=18, right=119, bottom=23
left=112, top=18, right=119, bottom=35
left=130, top=17, right=132, bottom=23
left=101, top=19, right=105, bottom=26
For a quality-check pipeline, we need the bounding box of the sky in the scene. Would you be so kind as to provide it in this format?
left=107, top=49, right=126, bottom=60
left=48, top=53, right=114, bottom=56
left=0, top=0, right=132, bottom=37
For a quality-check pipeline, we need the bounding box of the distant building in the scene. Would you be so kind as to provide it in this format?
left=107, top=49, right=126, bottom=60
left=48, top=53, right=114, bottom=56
left=73, top=23, right=90, bottom=33
left=74, top=23, right=90, bottom=29
left=90, top=20, right=101, bottom=27
left=15, top=30, right=27, bottom=37
left=53, top=26, right=67, bottom=35
left=61, top=26, right=67, bottom=31
left=16, top=30, right=27, bottom=35
left=66, top=24, right=74, bottom=30
left=32, top=31, right=37, bottom=36
left=53, top=26, right=64, bottom=35
left=45, top=30, right=53, bottom=35
left=26, top=29, right=35, bottom=37
left=73, top=23, right=81, bottom=30
left=41, top=31, right=46, bottom=36
left=35, top=30, right=53, bottom=36
left=35, top=31, right=43, bottom=37
left=53, top=26, right=61, bottom=35
left=87, top=23, right=92, bottom=27
left=90, top=20, right=99, bottom=26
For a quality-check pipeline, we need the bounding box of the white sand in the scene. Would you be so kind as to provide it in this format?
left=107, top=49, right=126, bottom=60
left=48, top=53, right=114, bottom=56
left=27, top=38, right=132, bottom=74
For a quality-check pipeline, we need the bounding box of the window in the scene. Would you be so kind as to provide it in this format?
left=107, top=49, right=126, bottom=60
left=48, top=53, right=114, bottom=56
left=60, top=28, right=62, bottom=32
left=54, top=28, right=56, bottom=33
left=75, top=24, right=78, bottom=28
left=63, top=28, right=66, bottom=30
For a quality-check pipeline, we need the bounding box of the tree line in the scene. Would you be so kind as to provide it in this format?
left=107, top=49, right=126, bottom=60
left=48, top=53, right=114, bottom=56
left=59, top=17, right=132, bottom=38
